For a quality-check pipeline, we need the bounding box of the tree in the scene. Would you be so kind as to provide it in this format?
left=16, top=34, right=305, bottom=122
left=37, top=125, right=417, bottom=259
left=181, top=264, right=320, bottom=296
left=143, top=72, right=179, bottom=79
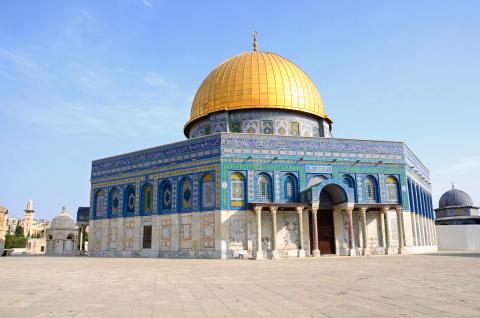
left=14, top=224, right=24, bottom=236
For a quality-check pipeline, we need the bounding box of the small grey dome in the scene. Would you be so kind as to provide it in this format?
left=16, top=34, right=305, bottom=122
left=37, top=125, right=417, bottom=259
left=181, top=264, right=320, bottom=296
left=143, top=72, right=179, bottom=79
left=439, top=187, right=473, bottom=208
left=50, top=206, right=76, bottom=230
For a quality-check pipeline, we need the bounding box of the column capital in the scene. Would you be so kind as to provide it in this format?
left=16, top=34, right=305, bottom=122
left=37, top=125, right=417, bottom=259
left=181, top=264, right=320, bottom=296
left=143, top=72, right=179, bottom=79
left=296, top=206, right=304, bottom=214
left=311, top=207, right=318, bottom=214
left=254, top=206, right=263, bottom=214
left=360, top=207, right=368, bottom=213
left=382, top=206, right=390, bottom=213
left=346, top=208, right=353, bottom=215
left=395, top=206, right=403, bottom=213
left=269, top=206, right=278, bottom=214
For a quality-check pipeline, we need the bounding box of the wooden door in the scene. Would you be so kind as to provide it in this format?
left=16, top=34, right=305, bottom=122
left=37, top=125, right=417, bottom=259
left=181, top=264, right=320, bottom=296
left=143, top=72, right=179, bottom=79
left=318, top=209, right=335, bottom=254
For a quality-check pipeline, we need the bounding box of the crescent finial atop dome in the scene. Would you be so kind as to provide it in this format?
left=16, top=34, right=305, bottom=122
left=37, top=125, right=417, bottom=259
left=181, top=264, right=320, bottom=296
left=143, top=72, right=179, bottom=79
left=252, top=31, right=258, bottom=51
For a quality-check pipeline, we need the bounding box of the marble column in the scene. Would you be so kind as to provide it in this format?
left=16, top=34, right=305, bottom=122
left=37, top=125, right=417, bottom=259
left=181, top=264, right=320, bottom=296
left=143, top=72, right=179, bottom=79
left=379, top=210, right=386, bottom=252
left=346, top=208, right=355, bottom=256
left=396, top=207, right=405, bottom=254
left=254, top=206, right=263, bottom=260
left=360, top=207, right=368, bottom=256
left=270, top=206, right=278, bottom=259
left=296, top=206, right=305, bottom=258
left=411, top=212, right=418, bottom=246
left=383, top=207, right=391, bottom=255
left=311, top=208, right=320, bottom=257
left=77, top=227, right=82, bottom=252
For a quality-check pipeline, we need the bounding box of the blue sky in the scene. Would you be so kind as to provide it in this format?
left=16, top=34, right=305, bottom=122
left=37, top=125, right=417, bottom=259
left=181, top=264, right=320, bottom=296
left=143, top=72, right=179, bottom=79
left=1, top=0, right=479, bottom=219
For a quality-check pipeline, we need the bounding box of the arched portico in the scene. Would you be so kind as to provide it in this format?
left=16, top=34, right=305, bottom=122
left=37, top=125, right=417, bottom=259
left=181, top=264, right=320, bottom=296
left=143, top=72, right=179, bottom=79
left=308, top=180, right=354, bottom=256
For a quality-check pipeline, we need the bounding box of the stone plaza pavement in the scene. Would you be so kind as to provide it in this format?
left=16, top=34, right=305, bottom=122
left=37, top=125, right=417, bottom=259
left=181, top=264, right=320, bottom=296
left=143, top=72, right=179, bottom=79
left=0, top=253, right=479, bottom=318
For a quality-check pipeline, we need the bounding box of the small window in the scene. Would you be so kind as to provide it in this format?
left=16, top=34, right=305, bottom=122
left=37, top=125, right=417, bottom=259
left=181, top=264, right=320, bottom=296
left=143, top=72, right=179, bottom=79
left=143, top=225, right=152, bottom=249
left=40, top=246, right=45, bottom=252
left=289, top=121, right=300, bottom=136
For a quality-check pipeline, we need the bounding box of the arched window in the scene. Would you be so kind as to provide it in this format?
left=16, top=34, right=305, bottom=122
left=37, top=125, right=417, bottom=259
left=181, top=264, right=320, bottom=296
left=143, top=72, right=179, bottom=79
left=159, top=181, right=172, bottom=211
left=230, top=172, right=245, bottom=207
left=94, top=189, right=105, bottom=217
left=283, top=174, right=297, bottom=202
left=142, top=183, right=153, bottom=213
left=257, top=173, right=272, bottom=202
left=307, top=175, right=326, bottom=187
left=365, top=176, right=377, bottom=201
left=386, top=176, right=399, bottom=202
left=67, top=234, right=73, bottom=240
left=201, top=174, right=215, bottom=209
left=180, top=178, right=193, bottom=210
left=124, top=185, right=136, bottom=213
left=109, top=187, right=120, bottom=216
left=343, top=176, right=355, bottom=189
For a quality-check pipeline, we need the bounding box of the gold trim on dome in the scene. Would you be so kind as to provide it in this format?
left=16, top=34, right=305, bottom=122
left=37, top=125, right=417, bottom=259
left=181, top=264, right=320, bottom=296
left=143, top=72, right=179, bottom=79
left=185, top=51, right=330, bottom=135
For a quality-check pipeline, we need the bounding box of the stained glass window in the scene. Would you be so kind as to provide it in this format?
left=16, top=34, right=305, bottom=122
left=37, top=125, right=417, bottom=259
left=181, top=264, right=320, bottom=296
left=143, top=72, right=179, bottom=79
left=284, top=175, right=296, bottom=201
left=365, top=177, right=377, bottom=201
left=230, top=173, right=245, bottom=207
left=386, top=176, right=399, bottom=202
left=143, top=184, right=152, bottom=212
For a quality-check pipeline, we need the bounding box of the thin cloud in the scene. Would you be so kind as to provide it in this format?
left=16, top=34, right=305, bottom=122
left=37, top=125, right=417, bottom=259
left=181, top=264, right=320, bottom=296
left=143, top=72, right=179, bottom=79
left=0, top=48, right=42, bottom=80
left=144, top=72, right=174, bottom=89
left=142, top=0, right=154, bottom=8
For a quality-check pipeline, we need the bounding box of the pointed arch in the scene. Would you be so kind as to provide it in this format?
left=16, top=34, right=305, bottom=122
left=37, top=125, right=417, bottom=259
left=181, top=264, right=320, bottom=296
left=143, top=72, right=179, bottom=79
left=257, top=173, right=272, bottom=202
left=283, top=173, right=298, bottom=202
left=230, top=172, right=246, bottom=207
left=158, top=180, right=172, bottom=212
left=94, top=189, right=105, bottom=218
left=123, top=184, right=136, bottom=214
left=364, top=176, right=378, bottom=201
left=201, top=173, right=215, bottom=210
left=386, top=176, right=399, bottom=202
left=141, top=183, right=153, bottom=214
left=108, top=187, right=120, bottom=217
left=179, top=177, right=193, bottom=210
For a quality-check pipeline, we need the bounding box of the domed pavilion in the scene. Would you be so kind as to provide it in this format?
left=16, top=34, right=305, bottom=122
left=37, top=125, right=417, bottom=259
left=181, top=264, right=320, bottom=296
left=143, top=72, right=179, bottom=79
left=435, top=185, right=479, bottom=225
left=46, top=207, right=78, bottom=255
left=88, top=36, right=437, bottom=259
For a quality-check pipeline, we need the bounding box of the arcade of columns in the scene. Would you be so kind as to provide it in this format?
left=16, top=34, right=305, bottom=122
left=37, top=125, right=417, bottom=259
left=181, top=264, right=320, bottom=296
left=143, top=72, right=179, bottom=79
left=252, top=205, right=437, bottom=259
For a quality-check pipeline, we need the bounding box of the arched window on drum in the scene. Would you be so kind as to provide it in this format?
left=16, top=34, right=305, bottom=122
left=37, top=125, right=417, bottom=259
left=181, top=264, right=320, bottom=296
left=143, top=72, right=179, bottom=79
left=257, top=173, right=272, bottom=202
left=201, top=173, right=215, bottom=209
left=230, top=173, right=245, bottom=207
left=94, top=189, right=105, bottom=217
left=180, top=178, right=193, bottom=210
left=364, top=176, right=378, bottom=201
left=283, top=174, right=297, bottom=202
left=386, top=176, right=399, bottom=202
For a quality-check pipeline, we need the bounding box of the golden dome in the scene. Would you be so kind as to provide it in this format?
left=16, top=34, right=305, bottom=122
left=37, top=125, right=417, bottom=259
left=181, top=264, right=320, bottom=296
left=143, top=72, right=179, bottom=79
left=185, top=51, right=330, bottom=133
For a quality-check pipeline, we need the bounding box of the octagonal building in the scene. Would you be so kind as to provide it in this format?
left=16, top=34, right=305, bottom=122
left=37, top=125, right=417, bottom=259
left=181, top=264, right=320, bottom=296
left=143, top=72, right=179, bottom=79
left=88, top=42, right=437, bottom=258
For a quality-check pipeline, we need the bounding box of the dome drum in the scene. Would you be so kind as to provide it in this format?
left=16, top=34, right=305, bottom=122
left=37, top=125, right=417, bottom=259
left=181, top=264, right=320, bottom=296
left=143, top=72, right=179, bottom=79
left=187, top=108, right=332, bottom=138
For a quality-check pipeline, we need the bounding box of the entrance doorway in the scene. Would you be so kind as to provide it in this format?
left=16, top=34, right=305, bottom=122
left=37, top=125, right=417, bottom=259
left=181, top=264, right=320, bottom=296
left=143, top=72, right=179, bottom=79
left=310, top=209, right=335, bottom=255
